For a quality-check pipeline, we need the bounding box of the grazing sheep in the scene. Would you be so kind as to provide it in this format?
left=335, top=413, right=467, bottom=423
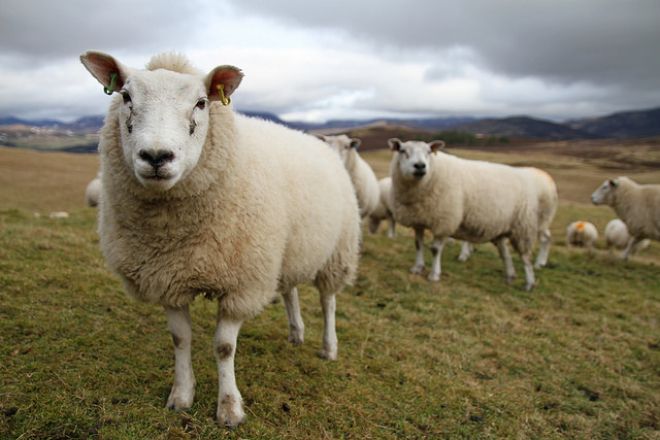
left=591, top=176, right=660, bottom=259
left=85, top=175, right=101, bottom=207
left=566, top=221, right=599, bottom=249
left=49, top=211, right=69, bottom=219
left=604, top=218, right=650, bottom=255
left=388, top=138, right=541, bottom=291
left=317, top=135, right=379, bottom=219
left=80, top=50, right=361, bottom=427
left=367, top=177, right=396, bottom=237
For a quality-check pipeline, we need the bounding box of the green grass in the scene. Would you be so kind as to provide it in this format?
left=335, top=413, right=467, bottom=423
left=2, top=207, right=660, bottom=439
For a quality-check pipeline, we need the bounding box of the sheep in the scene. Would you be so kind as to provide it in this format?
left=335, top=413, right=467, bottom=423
left=317, top=134, right=379, bottom=219
left=80, top=50, right=361, bottom=428
left=591, top=176, right=660, bottom=259
left=85, top=175, right=101, bottom=207
left=604, top=218, right=650, bottom=255
left=49, top=211, right=69, bottom=219
left=367, top=176, right=396, bottom=237
left=566, top=221, right=599, bottom=249
left=388, top=138, right=542, bottom=291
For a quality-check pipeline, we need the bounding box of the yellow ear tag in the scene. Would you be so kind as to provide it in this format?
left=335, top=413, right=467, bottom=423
left=217, top=84, right=231, bottom=106
left=433, top=149, right=438, bottom=155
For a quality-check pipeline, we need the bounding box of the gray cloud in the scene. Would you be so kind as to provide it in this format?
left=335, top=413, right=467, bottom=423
left=0, top=0, right=658, bottom=122
left=227, top=0, right=660, bottom=99
left=0, top=0, right=204, bottom=62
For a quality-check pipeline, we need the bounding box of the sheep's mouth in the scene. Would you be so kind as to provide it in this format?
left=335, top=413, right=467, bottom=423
left=413, top=171, right=427, bottom=179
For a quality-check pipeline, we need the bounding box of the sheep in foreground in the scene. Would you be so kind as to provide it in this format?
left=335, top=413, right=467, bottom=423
left=455, top=168, right=557, bottom=268
left=80, top=51, right=361, bottom=427
left=604, top=218, right=650, bottom=255
left=566, top=221, right=599, bottom=249
left=317, top=134, right=379, bottom=219
left=367, top=177, right=396, bottom=237
left=591, top=177, right=660, bottom=259
left=85, top=175, right=101, bottom=207
left=388, top=138, right=542, bottom=291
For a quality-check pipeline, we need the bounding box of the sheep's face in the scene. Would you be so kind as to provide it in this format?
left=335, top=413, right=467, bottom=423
left=80, top=51, right=243, bottom=193
left=318, top=135, right=360, bottom=166
left=388, top=139, right=445, bottom=181
left=591, top=179, right=618, bottom=205
left=117, top=70, right=212, bottom=191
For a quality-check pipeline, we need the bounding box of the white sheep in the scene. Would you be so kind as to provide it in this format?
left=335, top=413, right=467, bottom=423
left=566, top=221, right=599, bottom=249
left=591, top=176, right=660, bottom=259
left=49, top=211, right=69, bottom=219
left=604, top=218, right=650, bottom=255
left=80, top=50, right=361, bottom=428
left=367, top=177, right=396, bottom=237
left=85, top=175, right=101, bottom=207
left=317, top=134, right=379, bottom=219
left=388, top=138, right=542, bottom=291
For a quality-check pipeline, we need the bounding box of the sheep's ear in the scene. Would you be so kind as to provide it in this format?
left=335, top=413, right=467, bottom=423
left=350, top=138, right=361, bottom=150
left=388, top=138, right=402, bottom=152
left=315, top=134, right=328, bottom=142
left=205, top=65, right=243, bottom=102
left=429, top=140, right=446, bottom=153
left=609, top=179, right=619, bottom=187
left=80, top=51, right=131, bottom=94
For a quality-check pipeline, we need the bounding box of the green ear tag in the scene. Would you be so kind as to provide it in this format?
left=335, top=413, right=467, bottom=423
left=103, top=72, right=118, bottom=95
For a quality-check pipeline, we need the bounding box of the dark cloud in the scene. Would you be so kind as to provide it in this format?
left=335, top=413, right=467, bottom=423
left=0, top=0, right=204, bottom=63
left=227, top=0, right=660, bottom=91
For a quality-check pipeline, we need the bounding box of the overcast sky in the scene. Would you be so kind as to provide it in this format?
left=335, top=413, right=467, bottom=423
left=1, top=0, right=658, bottom=123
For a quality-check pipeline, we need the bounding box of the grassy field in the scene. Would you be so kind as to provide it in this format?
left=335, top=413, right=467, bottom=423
left=1, top=141, right=660, bottom=438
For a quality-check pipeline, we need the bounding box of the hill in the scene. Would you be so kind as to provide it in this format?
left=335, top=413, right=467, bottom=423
left=444, top=116, right=597, bottom=141
left=2, top=107, right=660, bottom=151
left=567, top=107, right=660, bottom=139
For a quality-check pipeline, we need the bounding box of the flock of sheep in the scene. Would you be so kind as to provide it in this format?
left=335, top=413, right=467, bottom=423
left=79, top=51, right=659, bottom=427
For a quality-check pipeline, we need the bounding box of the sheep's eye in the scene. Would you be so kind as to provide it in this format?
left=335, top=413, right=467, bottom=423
left=121, top=91, right=131, bottom=104
left=196, top=99, right=207, bottom=110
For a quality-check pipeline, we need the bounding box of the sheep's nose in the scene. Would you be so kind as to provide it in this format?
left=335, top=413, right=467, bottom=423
left=140, top=150, right=174, bottom=167
left=414, top=163, right=426, bottom=171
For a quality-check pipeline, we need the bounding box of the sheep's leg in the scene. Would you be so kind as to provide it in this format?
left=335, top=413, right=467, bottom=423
left=319, top=293, right=338, bottom=360
left=521, top=252, right=536, bottom=291
left=282, top=287, right=305, bottom=345
left=621, top=236, right=641, bottom=260
left=494, top=238, right=516, bottom=283
left=428, top=236, right=448, bottom=281
left=457, top=241, right=474, bottom=262
left=367, top=216, right=381, bottom=234
left=410, top=226, right=426, bottom=275
left=387, top=215, right=396, bottom=238
left=165, top=305, right=196, bottom=411
left=213, top=315, right=246, bottom=428
left=535, top=229, right=552, bottom=268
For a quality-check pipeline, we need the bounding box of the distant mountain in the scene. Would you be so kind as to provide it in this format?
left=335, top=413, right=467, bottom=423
left=61, top=116, right=105, bottom=132
left=2, top=106, right=659, bottom=144
left=0, top=116, right=63, bottom=127
left=444, top=116, right=598, bottom=141
left=567, top=107, right=660, bottom=139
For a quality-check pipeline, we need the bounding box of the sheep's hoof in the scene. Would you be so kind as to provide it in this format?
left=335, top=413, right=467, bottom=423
left=288, top=335, right=304, bottom=346
left=410, top=265, right=425, bottom=275
left=318, top=349, right=337, bottom=361
left=166, top=395, right=193, bottom=412
left=427, top=272, right=441, bottom=282
left=523, top=282, right=535, bottom=292
left=166, top=382, right=195, bottom=412
left=217, top=395, right=246, bottom=428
